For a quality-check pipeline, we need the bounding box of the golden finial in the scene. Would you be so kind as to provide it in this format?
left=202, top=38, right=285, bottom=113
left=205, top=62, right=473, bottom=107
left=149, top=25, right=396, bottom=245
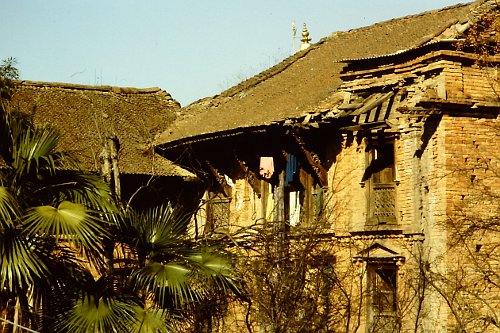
left=300, top=23, right=312, bottom=50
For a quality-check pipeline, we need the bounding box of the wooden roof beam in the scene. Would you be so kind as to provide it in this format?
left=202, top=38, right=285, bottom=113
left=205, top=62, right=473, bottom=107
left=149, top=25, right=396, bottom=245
left=292, top=132, right=328, bottom=187
left=351, top=91, right=395, bottom=116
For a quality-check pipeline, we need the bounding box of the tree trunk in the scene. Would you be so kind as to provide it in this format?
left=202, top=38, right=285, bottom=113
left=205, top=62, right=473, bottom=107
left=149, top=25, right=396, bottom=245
left=109, top=137, right=121, bottom=200
left=12, top=298, right=20, bottom=333
left=100, top=136, right=121, bottom=199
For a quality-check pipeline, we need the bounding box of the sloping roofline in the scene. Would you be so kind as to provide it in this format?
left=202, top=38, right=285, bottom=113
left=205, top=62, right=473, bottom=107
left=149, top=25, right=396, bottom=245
left=8, top=80, right=196, bottom=180
left=155, top=0, right=491, bottom=149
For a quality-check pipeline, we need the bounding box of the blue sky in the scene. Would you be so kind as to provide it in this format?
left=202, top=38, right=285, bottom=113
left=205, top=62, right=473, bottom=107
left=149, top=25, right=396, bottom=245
left=1, top=0, right=466, bottom=106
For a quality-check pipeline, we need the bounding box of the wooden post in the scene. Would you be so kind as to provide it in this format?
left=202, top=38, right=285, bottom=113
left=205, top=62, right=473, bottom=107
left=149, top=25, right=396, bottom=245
left=100, top=136, right=121, bottom=199
left=109, top=137, right=121, bottom=200
left=273, top=169, right=286, bottom=263
left=100, top=139, right=112, bottom=184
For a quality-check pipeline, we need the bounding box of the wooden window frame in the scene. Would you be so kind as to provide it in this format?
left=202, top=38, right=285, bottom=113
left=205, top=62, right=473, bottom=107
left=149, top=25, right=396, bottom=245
left=366, top=263, right=400, bottom=333
left=365, top=139, right=398, bottom=225
left=205, top=193, right=231, bottom=233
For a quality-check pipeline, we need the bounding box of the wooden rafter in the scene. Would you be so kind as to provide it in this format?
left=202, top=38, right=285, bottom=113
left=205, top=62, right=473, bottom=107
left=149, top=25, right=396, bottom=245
left=236, top=158, right=262, bottom=197
left=205, top=160, right=232, bottom=197
left=292, top=132, right=328, bottom=187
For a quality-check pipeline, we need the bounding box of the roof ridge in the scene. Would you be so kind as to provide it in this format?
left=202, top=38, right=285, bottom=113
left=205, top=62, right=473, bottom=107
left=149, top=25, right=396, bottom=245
left=219, top=44, right=317, bottom=99
left=16, top=80, right=169, bottom=95
left=337, top=0, right=498, bottom=64
left=182, top=43, right=319, bottom=110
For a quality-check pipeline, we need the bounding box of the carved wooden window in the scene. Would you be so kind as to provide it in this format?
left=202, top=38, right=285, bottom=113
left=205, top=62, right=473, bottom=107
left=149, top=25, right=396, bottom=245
left=205, top=194, right=230, bottom=233
left=366, top=142, right=397, bottom=224
left=367, top=264, right=400, bottom=332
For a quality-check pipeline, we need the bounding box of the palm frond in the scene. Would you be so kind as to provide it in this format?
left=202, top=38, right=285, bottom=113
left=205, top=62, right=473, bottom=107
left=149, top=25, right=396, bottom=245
left=147, top=205, right=191, bottom=243
left=131, top=306, right=177, bottom=333
left=187, top=251, right=240, bottom=295
left=116, top=204, right=191, bottom=259
left=0, top=229, right=47, bottom=291
left=64, top=172, right=115, bottom=209
left=120, top=204, right=240, bottom=311
left=11, top=125, right=61, bottom=178
left=55, top=296, right=135, bottom=333
left=23, top=201, right=108, bottom=254
left=131, top=261, right=202, bottom=307
left=144, top=204, right=189, bottom=240
left=188, top=252, right=232, bottom=276
left=0, top=186, right=19, bottom=228
left=39, top=171, right=117, bottom=214
left=30, top=244, right=98, bottom=329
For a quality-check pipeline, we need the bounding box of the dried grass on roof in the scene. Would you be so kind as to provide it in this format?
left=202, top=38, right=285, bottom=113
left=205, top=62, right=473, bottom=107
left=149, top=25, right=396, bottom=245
left=7, top=81, right=193, bottom=178
left=156, top=1, right=484, bottom=147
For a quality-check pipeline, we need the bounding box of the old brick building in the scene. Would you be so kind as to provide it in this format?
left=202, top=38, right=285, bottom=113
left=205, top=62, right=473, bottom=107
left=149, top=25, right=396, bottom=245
left=156, top=1, right=499, bottom=332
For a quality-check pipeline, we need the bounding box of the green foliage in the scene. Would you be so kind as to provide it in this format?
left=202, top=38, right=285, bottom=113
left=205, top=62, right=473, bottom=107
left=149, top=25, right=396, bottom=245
left=56, top=296, right=135, bottom=333
left=0, top=229, right=47, bottom=291
left=117, top=203, right=239, bottom=318
left=0, top=58, right=239, bottom=332
left=24, top=201, right=107, bottom=252
left=0, top=57, right=19, bottom=98
left=130, top=307, right=175, bottom=333
left=0, top=186, right=19, bottom=227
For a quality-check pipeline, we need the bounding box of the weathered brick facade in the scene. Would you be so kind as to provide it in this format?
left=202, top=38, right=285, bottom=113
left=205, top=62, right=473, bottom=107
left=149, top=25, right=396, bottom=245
left=157, top=2, right=499, bottom=332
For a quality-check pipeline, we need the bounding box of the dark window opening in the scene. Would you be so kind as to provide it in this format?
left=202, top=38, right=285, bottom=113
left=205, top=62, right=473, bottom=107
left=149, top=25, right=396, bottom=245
left=370, top=144, right=395, bottom=184
left=368, top=264, right=400, bottom=333
left=371, top=266, right=397, bottom=313
left=285, top=170, right=324, bottom=228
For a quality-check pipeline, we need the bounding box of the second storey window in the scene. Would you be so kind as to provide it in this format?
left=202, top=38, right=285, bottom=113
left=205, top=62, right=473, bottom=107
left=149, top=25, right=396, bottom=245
left=365, top=141, right=397, bottom=225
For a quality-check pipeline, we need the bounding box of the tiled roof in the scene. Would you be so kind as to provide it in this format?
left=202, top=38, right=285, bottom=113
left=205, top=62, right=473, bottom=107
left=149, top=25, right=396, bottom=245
left=7, top=80, right=196, bottom=179
left=155, top=0, right=489, bottom=149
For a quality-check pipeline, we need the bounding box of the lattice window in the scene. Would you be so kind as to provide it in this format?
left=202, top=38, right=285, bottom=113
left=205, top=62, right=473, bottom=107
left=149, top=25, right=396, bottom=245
left=206, top=196, right=230, bottom=233
left=372, top=184, right=396, bottom=219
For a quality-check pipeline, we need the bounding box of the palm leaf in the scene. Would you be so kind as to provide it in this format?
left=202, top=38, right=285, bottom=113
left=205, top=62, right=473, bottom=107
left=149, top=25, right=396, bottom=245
left=187, top=252, right=240, bottom=295
left=121, top=204, right=240, bottom=310
left=188, top=252, right=232, bottom=276
left=131, top=261, right=202, bottom=307
left=147, top=205, right=191, bottom=243
left=23, top=201, right=107, bottom=254
left=55, top=296, right=135, bottom=333
left=36, top=171, right=117, bottom=216
left=114, top=204, right=191, bottom=262
left=0, top=186, right=19, bottom=228
left=0, top=230, right=47, bottom=291
left=63, top=172, right=115, bottom=211
left=30, top=244, right=97, bottom=327
left=131, top=306, right=176, bottom=333
left=11, top=125, right=61, bottom=178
